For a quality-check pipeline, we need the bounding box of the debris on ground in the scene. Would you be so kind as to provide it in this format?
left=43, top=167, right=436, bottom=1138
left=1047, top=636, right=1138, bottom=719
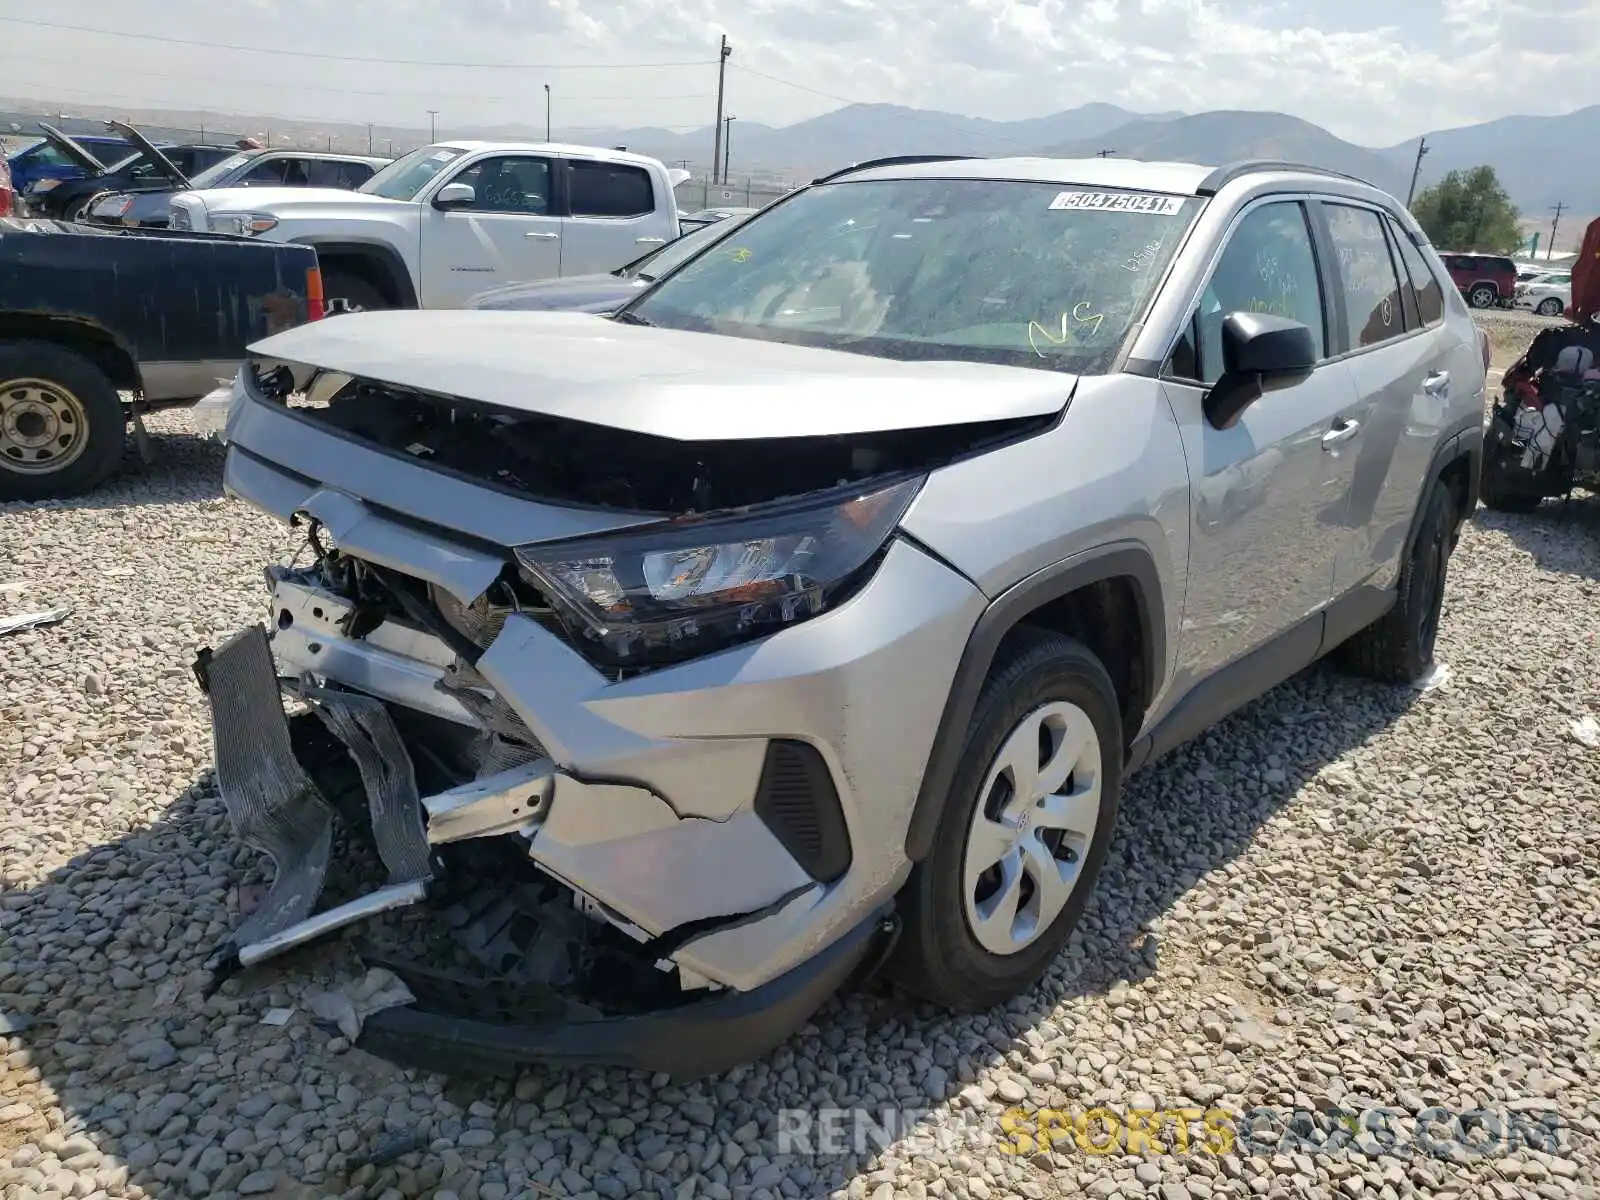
left=0, top=606, right=69, bottom=637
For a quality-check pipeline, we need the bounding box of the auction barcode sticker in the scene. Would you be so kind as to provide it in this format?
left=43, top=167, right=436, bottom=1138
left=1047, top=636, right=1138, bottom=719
left=1049, top=191, right=1185, bottom=215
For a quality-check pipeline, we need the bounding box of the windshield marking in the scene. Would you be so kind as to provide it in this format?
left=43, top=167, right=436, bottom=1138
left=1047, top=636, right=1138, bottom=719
left=1049, top=190, right=1186, bottom=215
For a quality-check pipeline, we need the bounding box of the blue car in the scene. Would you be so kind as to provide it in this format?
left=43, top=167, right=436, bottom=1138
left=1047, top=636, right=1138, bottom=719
left=5, top=127, right=133, bottom=196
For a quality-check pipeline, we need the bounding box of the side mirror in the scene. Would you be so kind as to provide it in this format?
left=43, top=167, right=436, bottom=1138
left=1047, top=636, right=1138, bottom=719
left=1204, top=311, right=1318, bottom=430
left=433, top=182, right=475, bottom=210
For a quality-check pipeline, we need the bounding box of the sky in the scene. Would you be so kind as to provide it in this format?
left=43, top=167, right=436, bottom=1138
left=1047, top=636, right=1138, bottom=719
left=0, top=0, right=1596, bottom=148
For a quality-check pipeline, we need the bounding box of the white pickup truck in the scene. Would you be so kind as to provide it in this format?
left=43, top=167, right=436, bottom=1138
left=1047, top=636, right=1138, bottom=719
left=167, top=141, right=689, bottom=312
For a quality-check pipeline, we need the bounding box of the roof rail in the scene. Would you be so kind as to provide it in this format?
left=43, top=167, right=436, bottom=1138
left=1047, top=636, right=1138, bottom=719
left=810, top=154, right=983, bottom=186
left=1195, top=159, right=1377, bottom=197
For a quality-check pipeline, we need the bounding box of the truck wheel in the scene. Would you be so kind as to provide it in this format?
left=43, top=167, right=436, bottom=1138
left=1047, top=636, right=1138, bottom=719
left=889, top=628, right=1123, bottom=1012
left=1467, top=284, right=1498, bottom=309
left=322, top=270, right=389, bottom=316
left=1336, top=480, right=1457, bottom=683
left=0, top=341, right=126, bottom=501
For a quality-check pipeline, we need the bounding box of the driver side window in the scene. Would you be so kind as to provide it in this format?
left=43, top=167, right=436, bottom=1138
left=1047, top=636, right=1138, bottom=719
left=444, top=156, right=552, bottom=215
left=1168, top=201, right=1327, bottom=386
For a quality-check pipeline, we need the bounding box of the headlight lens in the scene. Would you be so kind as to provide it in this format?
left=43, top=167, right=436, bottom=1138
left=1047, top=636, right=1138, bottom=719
left=514, top=476, right=923, bottom=667
left=221, top=212, right=278, bottom=235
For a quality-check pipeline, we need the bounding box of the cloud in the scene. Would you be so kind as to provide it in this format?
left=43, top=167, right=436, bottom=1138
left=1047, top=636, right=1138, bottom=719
left=2, top=0, right=1598, bottom=150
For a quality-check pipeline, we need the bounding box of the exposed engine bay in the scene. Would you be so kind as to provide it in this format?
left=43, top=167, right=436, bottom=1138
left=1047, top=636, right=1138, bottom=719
left=252, top=361, right=1052, bottom=513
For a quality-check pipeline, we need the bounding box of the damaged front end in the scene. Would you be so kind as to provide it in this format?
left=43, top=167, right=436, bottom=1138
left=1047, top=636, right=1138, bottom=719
left=192, top=337, right=1036, bottom=1078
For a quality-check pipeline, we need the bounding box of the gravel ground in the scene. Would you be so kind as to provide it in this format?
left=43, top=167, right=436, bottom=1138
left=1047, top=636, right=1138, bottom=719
left=3, top=371, right=1599, bottom=1200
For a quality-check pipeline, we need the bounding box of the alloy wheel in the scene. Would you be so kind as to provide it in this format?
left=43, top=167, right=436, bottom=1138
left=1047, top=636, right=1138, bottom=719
left=961, top=699, right=1103, bottom=956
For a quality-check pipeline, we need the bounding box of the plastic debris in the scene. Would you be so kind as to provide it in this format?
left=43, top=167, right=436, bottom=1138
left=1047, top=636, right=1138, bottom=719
left=259, top=1007, right=295, bottom=1027
left=0, top=607, right=70, bottom=637
left=1571, top=715, right=1600, bottom=748
left=1413, top=661, right=1452, bottom=693
left=305, top=968, right=416, bottom=1042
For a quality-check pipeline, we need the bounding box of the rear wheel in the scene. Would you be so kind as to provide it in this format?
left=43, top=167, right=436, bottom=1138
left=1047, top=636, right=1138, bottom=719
left=0, top=340, right=125, bottom=501
left=1536, top=297, right=1564, bottom=317
left=322, top=269, right=390, bottom=316
left=1337, top=480, right=1457, bottom=682
left=890, top=629, right=1123, bottom=1012
left=1468, top=284, right=1498, bottom=309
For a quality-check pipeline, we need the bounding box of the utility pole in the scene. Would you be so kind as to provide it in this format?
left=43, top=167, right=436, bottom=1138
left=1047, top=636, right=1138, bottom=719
left=1549, top=201, right=1566, bottom=256
left=1096, top=148, right=1115, bottom=158
left=722, top=115, right=735, bottom=185
left=1406, top=136, right=1429, bottom=206
left=427, top=110, right=439, bottom=142
left=544, top=84, right=551, bottom=141
left=711, top=34, right=732, bottom=184
left=367, top=123, right=373, bottom=154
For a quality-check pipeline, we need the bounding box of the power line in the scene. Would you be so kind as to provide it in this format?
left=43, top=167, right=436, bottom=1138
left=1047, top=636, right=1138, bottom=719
left=0, top=53, right=714, bottom=104
left=0, top=16, right=715, bottom=69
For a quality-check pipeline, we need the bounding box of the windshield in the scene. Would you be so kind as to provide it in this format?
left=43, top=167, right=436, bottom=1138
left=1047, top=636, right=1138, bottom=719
left=359, top=145, right=467, bottom=200
left=189, top=152, right=257, bottom=189
left=625, top=178, right=1200, bottom=374
left=633, top=217, right=748, bottom=281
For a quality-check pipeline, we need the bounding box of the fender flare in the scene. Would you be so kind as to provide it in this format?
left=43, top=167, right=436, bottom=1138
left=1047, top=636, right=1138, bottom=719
left=902, top=540, right=1166, bottom=863
left=291, top=238, right=419, bottom=308
left=1412, top=412, right=1483, bottom=562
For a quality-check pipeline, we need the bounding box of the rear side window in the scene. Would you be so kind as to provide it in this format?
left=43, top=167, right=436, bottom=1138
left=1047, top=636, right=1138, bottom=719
left=307, top=159, right=377, bottom=189
left=1390, top=222, right=1445, bottom=326
left=1323, top=203, right=1405, bottom=349
left=239, top=157, right=288, bottom=185
left=568, top=160, right=655, bottom=218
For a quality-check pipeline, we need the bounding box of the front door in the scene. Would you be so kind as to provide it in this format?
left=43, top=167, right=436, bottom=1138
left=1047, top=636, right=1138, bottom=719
left=418, top=153, right=563, bottom=307
left=1160, top=198, right=1363, bottom=691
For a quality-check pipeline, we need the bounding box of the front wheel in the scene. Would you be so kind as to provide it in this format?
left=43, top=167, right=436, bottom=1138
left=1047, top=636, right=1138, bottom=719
left=889, top=629, right=1123, bottom=1012
left=1536, top=297, right=1564, bottom=317
left=0, top=340, right=126, bottom=501
left=321, top=269, right=390, bottom=316
left=1468, top=284, right=1498, bottom=309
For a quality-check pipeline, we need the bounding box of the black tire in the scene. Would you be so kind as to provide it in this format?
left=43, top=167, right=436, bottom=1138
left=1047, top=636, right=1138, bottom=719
left=1337, top=479, right=1457, bottom=683
left=1480, top=451, right=1544, bottom=513
left=322, top=269, right=390, bottom=316
left=889, top=628, right=1123, bottom=1012
left=0, top=340, right=126, bottom=501
left=1536, top=297, right=1564, bottom=317
left=1468, top=285, right=1497, bottom=309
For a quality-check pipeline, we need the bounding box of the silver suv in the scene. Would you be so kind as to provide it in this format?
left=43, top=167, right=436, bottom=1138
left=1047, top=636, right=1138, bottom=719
left=195, top=154, right=1488, bottom=1079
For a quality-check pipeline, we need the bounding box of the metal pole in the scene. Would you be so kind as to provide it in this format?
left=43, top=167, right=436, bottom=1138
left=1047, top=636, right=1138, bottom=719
left=367, top=123, right=374, bottom=154
left=711, top=34, right=731, bottom=184
left=428, top=110, right=439, bottom=142
left=723, top=115, right=735, bottom=185
left=1405, top=137, right=1428, bottom=207
left=544, top=85, right=551, bottom=141
left=1550, top=201, right=1565, bottom=256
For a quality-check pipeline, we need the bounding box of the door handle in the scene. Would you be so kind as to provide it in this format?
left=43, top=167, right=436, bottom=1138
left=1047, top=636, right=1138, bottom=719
left=1422, top=370, right=1450, bottom=397
left=635, top=236, right=667, bottom=245
left=1322, top=418, right=1361, bottom=449
left=524, top=231, right=559, bottom=241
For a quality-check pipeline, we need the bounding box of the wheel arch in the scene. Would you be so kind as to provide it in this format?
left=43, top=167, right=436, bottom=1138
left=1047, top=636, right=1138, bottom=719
left=1417, top=416, right=1483, bottom=554
left=290, top=238, right=418, bottom=308
left=0, top=316, right=141, bottom=392
left=903, top=541, right=1166, bottom=863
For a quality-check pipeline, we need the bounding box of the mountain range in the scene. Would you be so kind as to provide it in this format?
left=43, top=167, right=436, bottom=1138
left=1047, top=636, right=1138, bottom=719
left=5, top=93, right=1596, bottom=243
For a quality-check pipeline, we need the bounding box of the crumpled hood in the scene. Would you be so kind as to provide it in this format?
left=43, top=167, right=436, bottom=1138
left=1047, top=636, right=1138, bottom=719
left=248, top=309, right=1077, bottom=442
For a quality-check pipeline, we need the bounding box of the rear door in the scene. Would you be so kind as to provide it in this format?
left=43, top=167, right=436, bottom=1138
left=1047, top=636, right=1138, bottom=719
left=1318, top=200, right=1443, bottom=600
left=559, top=157, right=672, bottom=276
left=1160, top=196, right=1362, bottom=682
left=417, top=152, right=563, bottom=306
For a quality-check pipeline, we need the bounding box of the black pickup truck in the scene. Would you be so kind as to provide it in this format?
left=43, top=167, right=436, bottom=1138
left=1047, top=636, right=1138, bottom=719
left=0, top=217, right=321, bottom=500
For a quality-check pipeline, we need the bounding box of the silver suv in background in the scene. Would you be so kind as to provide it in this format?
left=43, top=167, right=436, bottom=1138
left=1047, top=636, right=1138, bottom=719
left=192, top=154, right=1487, bottom=1079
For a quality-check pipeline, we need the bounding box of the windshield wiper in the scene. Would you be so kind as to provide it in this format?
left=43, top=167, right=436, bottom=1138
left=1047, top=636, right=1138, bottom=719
left=611, top=310, right=654, bottom=327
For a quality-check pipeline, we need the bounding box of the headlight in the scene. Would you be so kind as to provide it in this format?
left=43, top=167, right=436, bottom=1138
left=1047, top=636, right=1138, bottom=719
left=514, top=476, right=923, bottom=667
left=219, top=212, right=278, bottom=235
left=168, top=205, right=192, bottom=231
left=29, top=178, right=59, bottom=194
